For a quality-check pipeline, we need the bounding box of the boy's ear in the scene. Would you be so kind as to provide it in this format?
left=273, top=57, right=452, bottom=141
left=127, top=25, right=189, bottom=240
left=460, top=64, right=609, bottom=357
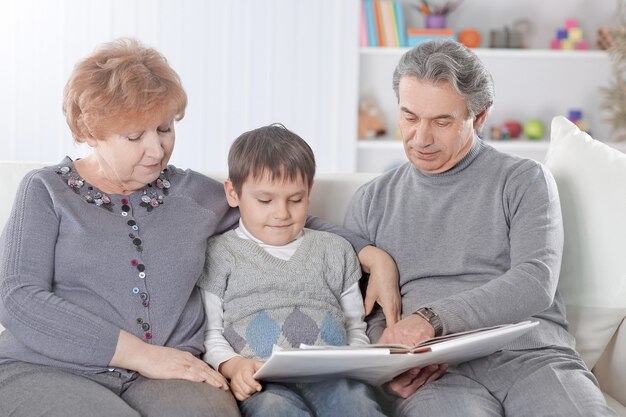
left=223, top=179, right=240, bottom=208
left=308, top=180, right=314, bottom=197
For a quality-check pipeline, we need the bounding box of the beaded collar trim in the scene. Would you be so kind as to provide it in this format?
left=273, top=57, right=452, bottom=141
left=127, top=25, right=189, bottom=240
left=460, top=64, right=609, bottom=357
left=55, top=164, right=171, bottom=212
left=140, top=170, right=171, bottom=212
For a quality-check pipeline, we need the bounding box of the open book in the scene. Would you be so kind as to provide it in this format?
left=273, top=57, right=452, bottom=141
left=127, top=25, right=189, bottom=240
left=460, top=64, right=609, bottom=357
left=254, top=320, right=538, bottom=385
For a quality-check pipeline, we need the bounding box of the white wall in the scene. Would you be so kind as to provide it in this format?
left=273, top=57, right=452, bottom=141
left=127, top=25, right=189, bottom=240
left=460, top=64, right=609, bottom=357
left=0, top=0, right=360, bottom=173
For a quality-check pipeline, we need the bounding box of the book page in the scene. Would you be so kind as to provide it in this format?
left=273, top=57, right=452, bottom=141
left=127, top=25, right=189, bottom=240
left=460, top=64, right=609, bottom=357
left=254, top=321, right=539, bottom=385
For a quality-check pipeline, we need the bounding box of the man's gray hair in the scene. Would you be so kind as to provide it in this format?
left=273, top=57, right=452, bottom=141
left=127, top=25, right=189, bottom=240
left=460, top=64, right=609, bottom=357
left=392, top=40, right=495, bottom=117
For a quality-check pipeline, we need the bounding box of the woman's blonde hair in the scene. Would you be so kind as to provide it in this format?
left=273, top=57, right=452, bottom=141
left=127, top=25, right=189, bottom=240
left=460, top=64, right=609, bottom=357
left=63, top=38, right=187, bottom=142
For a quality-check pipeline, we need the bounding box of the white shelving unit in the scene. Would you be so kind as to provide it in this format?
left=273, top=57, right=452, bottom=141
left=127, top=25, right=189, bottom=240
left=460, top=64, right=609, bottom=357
left=357, top=47, right=617, bottom=172
left=357, top=138, right=626, bottom=173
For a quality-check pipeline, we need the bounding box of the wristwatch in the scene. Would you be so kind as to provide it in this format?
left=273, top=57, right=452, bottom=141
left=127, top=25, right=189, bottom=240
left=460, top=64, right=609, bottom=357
left=414, top=307, right=443, bottom=337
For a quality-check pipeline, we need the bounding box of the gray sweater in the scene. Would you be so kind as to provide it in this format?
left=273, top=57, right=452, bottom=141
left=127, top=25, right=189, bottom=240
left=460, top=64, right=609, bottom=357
left=0, top=157, right=369, bottom=373
left=198, top=229, right=361, bottom=359
left=345, top=139, right=575, bottom=350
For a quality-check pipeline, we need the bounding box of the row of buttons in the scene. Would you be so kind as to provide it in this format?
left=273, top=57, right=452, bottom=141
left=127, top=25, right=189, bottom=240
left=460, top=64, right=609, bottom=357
left=122, top=198, right=152, bottom=341
left=55, top=165, right=159, bottom=343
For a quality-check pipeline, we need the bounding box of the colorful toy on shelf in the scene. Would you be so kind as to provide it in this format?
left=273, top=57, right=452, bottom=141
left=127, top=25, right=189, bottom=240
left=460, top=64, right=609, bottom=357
left=459, top=28, right=481, bottom=48
left=358, top=97, right=386, bottom=140
left=550, top=18, right=589, bottom=50
left=490, top=126, right=508, bottom=141
left=489, top=120, right=522, bottom=141
left=489, top=126, right=499, bottom=140
left=567, top=108, right=590, bottom=133
left=523, top=119, right=545, bottom=140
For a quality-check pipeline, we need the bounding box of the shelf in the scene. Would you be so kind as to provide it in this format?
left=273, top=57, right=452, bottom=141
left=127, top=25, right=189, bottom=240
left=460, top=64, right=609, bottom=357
left=358, top=138, right=626, bottom=151
left=358, top=45, right=612, bottom=160
left=360, top=47, right=609, bottom=60
left=358, top=139, right=402, bottom=149
left=356, top=138, right=626, bottom=173
left=355, top=1, right=618, bottom=172
left=358, top=138, right=553, bottom=150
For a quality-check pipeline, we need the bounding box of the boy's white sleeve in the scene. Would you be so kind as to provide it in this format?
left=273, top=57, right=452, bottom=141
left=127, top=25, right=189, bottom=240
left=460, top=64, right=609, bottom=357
left=201, top=289, right=240, bottom=370
left=340, top=282, right=370, bottom=345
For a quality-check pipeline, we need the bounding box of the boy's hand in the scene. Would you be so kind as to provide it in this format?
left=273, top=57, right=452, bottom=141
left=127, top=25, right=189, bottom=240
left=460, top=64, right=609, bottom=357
left=358, top=245, right=401, bottom=326
left=220, top=356, right=264, bottom=401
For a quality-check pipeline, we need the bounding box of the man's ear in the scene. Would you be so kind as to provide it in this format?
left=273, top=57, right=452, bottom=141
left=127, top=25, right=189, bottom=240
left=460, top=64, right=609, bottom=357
left=473, top=108, right=489, bottom=131
left=223, top=179, right=240, bottom=208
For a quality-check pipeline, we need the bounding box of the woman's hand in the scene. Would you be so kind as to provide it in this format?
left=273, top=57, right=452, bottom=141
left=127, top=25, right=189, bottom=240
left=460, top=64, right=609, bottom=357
left=219, top=357, right=264, bottom=401
left=137, top=345, right=229, bottom=389
left=358, top=245, right=401, bottom=326
left=109, top=330, right=228, bottom=390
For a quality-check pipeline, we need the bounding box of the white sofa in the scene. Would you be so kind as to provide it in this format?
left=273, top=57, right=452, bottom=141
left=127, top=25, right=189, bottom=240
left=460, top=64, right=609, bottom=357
left=0, top=117, right=624, bottom=414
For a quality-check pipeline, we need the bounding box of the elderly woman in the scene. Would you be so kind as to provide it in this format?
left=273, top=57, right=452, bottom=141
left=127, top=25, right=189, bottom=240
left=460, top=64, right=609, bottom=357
left=0, top=38, right=400, bottom=417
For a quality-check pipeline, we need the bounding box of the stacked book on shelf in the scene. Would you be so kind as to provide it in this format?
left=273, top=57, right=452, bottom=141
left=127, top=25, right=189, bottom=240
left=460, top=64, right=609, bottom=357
left=360, top=0, right=407, bottom=47
left=408, top=28, right=457, bottom=47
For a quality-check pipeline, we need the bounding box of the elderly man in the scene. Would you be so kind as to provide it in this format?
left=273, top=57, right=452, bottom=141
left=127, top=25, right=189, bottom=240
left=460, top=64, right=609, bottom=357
left=345, top=40, right=615, bottom=417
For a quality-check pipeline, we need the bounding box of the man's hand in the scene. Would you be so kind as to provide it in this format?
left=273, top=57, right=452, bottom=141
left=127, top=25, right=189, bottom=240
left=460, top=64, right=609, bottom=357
left=378, top=313, right=434, bottom=346
left=385, top=364, right=448, bottom=398
left=358, top=245, right=401, bottom=326
left=379, top=314, right=448, bottom=398
left=219, top=357, right=264, bottom=401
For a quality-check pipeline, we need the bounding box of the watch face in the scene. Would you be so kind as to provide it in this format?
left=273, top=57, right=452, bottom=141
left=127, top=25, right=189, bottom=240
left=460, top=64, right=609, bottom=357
left=418, top=307, right=434, bottom=320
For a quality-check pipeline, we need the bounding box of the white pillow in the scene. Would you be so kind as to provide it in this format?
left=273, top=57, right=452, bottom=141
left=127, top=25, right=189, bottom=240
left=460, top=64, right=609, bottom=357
left=544, top=116, right=626, bottom=369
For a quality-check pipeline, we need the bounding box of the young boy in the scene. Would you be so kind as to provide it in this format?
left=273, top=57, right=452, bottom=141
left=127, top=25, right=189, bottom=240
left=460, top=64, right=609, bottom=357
left=197, top=124, right=386, bottom=417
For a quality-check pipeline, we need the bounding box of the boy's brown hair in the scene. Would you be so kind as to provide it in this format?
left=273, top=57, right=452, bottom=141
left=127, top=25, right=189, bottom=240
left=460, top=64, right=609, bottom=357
left=228, top=124, right=316, bottom=194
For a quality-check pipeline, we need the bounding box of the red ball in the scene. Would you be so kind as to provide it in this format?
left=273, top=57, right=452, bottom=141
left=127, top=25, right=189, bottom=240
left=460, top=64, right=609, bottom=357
left=503, top=120, right=522, bottom=138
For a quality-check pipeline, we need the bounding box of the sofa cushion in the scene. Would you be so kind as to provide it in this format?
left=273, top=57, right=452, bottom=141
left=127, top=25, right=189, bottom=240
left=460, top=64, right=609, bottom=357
left=544, top=116, right=626, bottom=369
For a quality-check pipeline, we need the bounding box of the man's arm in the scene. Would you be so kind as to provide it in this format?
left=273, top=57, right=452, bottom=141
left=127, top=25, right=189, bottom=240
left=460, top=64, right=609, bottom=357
left=307, top=213, right=401, bottom=326
left=343, top=184, right=401, bottom=327
left=429, top=164, right=564, bottom=335
left=305, top=215, right=370, bottom=253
